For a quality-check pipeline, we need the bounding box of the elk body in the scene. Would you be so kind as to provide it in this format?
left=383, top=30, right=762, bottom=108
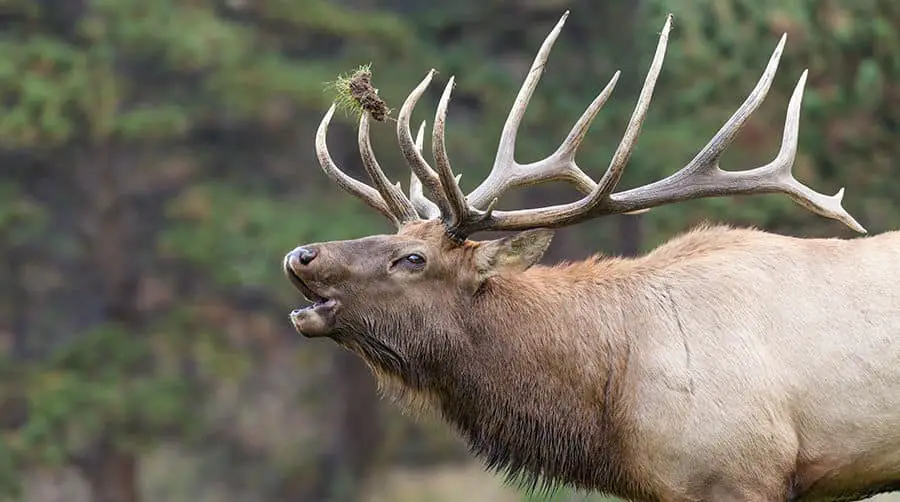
left=282, top=12, right=900, bottom=502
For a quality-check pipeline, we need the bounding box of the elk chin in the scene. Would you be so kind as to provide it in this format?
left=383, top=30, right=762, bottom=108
left=290, top=299, right=338, bottom=337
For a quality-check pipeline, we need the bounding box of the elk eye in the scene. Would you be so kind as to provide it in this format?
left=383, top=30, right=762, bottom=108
left=393, top=253, right=426, bottom=271
left=404, top=253, right=426, bottom=266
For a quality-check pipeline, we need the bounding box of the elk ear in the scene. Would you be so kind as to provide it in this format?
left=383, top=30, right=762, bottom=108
left=474, top=228, right=554, bottom=277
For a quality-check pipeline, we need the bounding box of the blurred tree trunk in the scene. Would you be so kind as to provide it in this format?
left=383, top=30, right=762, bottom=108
left=73, top=145, right=143, bottom=502
left=617, top=215, right=643, bottom=257
left=6, top=250, right=28, bottom=359
left=324, top=349, right=384, bottom=502
left=76, top=447, right=139, bottom=502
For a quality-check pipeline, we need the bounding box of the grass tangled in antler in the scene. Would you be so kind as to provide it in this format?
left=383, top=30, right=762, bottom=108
left=325, top=63, right=391, bottom=122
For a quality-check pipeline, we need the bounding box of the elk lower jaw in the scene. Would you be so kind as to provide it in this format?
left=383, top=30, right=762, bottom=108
left=290, top=299, right=338, bottom=337
left=285, top=270, right=339, bottom=337
left=291, top=278, right=338, bottom=338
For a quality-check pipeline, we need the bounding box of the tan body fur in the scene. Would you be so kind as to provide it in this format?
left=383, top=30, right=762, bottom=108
left=476, top=225, right=900, bottom=501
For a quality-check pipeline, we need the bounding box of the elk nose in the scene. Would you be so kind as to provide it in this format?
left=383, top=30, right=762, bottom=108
left=291, top=247, right=318, bottom=267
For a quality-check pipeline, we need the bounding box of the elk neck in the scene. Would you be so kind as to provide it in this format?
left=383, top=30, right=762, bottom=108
left=430, top=255, right=652, bottom=496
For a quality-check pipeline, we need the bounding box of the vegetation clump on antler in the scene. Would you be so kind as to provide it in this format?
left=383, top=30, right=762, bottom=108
left=325, top=63, right=392, bottom=122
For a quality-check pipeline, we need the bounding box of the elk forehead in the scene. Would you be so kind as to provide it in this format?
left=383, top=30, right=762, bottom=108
left=397, top=219, right=466, bottom=246
left=319, top=219, right=471, bottom=259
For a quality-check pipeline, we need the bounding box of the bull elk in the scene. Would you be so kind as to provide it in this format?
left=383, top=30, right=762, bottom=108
left=282, top=11, right=900, bottom=502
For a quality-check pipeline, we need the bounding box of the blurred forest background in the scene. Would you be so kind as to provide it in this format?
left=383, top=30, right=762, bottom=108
left=1, top=0, right=898, bottom=501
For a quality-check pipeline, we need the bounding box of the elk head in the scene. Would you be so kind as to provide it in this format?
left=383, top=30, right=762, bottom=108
left=283, top=11, right=864, bottom=381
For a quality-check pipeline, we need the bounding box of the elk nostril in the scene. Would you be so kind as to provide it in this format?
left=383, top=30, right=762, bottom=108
left=296, top=247, right=317, bottom=265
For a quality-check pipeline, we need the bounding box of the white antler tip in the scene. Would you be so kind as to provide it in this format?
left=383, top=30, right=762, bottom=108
left=319, top=104, right=336, bottom=132
left=547, top=10, right=568, bottom=35
left=663, top=13, right=674, bottom=30
left=846, top=214, right=867, bottom=234
left=418, top=69, right=436, bottom=87
left=775, top=34, right=788, bottom=53
left=827, top=188, right=867, bottom=234
left=484, top=197, right=499, bottom=216
left=792, top=70, right=809, bottom=96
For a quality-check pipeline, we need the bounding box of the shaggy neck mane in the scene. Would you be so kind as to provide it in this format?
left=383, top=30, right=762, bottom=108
left=436, top=256, right=650, bottom=497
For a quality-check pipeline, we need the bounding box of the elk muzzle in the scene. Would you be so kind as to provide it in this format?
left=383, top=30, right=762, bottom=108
left=283, top=246, right=339, bottom=337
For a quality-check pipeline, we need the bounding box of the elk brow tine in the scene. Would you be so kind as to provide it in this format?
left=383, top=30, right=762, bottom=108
left=316, top=104, right=399, bottom=225
left=432, top=76, right=469, bottom=225
left=397, top=69, right=454, bottom=217
left=358, top=112, right=419, bottom=223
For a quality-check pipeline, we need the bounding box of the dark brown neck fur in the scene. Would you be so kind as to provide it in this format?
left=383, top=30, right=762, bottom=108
left=430, top=260, right=651, bottom=499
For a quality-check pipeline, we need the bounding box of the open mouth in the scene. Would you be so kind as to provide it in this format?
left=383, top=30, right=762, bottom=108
left=284, top=263, right=336, bottom=313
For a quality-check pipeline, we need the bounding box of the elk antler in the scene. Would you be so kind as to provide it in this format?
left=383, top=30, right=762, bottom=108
left=316, top=11, right=865, bottom=239
left=445, top=15, right=866, bottom=236
left=408, top=120, right=442, bottom=219
left=316, top=105, right=431, bottom=226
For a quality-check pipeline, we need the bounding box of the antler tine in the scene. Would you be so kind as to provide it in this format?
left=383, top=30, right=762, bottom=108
left=488, top=11, right=570, bottom=184
left=593, top=14, right=672, bottom=196
left=466, top=71, right=621, bottom=209
left=467, top=10, right=617, bottom=210
left=409, top=120, right=441, bottom=219
left=432, top=76, right=469, bottom=225
left=316, top=104, right=400, bottom=226
left=397, top=69, right=455, bottom=219
left=469, top=13, right=671, bottom=216
left=358, top=112, right=420, bottom=223
left=768, top=73, right=865, bottom=232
